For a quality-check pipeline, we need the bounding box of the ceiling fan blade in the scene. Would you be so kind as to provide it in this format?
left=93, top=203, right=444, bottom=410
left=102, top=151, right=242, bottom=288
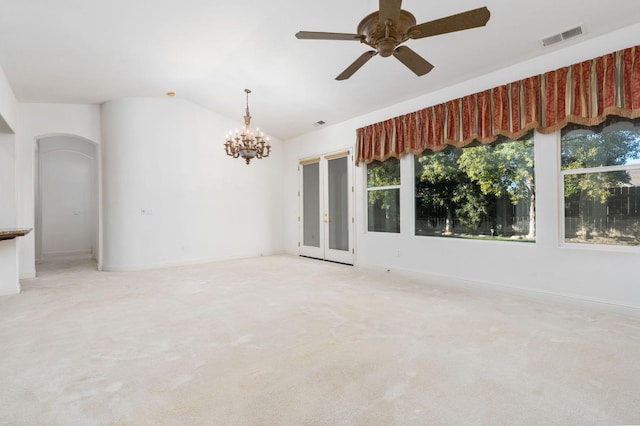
left=379, top=0, right=402, bottom=26
left=409, top=7, right=490, bottom=39
left=336, top=51, right=377, bottom=80
left=296, top=31, right=363, bottom=41
left=393, top=46, right=434, bottom=76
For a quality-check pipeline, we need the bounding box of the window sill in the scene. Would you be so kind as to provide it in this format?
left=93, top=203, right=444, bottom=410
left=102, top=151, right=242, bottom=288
left=560, top=241, right=640, bottom=254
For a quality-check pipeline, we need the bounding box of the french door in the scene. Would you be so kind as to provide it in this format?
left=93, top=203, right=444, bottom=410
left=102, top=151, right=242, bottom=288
left=299, top=150, right=354, bottom=264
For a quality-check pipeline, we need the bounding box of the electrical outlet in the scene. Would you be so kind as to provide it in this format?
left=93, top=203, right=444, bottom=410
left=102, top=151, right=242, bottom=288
left=141, top=209, right=153, bottom=215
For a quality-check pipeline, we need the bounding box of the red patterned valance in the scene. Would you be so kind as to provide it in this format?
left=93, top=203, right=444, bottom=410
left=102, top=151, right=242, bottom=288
left=356, top=45, right=640, bottom=165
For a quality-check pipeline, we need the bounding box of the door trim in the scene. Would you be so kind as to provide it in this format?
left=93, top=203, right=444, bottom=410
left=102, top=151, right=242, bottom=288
left=324, top=150, right=350, bottom=160
left=299, top=157, right=321, bottom=165
left=298, top=149, right=355, bottom=265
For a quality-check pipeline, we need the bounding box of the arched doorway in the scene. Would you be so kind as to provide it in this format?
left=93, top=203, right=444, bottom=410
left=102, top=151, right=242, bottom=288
left=35, top=135, right=100, bottom=269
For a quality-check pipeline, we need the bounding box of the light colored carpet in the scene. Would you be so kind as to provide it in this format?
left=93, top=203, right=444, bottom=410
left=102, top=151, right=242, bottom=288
left=1, top=254, right=639, bottom=425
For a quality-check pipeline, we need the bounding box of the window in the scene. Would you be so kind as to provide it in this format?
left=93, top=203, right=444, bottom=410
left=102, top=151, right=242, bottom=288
left=561, top=116, right=640, bottom=246
left=367, top=158, right=400, bottom=233
left=414, top=134, right=535, bottom=241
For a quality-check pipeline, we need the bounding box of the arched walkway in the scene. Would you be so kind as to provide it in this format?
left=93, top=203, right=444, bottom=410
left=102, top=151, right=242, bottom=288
left=35, top=134, right=99, bottom=270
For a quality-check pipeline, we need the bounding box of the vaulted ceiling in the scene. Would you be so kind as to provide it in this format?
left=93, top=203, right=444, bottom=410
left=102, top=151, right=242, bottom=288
left=1, top=0, right=639, bottom=140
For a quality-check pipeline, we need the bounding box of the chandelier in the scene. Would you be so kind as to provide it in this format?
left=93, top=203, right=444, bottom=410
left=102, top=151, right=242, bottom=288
left=224, top=89, right=271, bottom=165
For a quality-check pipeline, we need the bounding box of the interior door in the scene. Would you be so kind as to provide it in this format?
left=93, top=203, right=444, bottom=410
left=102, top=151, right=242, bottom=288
left=299, top=150, right=354, bottom=264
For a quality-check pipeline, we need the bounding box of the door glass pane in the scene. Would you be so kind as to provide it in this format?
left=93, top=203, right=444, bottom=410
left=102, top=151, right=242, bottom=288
left=328, top=156, right=349, bottom=251
left=303, top=162, right=320, bottom=247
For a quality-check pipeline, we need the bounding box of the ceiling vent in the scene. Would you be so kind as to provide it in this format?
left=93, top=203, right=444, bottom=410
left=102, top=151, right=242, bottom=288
left=541, top=25, right=583, bottom=47
left=312, top=120, right=326, bottom=127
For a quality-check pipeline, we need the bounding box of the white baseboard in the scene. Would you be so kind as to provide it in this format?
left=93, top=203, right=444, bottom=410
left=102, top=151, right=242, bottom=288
left=42, top=249, right=92, bottom=258
left=19, top=269, right=36, bottom=280
left=0, top=286, right=20, bottom=296
left=358, top=263, right=640, bottom=317
left=101, top=250, right=284, bottom=272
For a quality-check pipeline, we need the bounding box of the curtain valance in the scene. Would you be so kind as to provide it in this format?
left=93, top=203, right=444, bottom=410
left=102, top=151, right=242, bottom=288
left=356, top=45, right=640, bottom=165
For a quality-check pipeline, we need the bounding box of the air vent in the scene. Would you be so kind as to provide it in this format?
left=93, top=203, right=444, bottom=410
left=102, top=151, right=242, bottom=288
left=541, top=34, right=562, bottom=47
left=541, top=25, right=583, bottom=47
left=312, top=120, right=326, bottom=127
left=561, top=26, right=583, bottom=40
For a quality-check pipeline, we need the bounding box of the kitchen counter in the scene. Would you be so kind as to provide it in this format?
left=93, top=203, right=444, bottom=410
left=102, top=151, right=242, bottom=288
left=0, top=228, right=31, bottom=295
left=0, top=228, right=32, bottom=241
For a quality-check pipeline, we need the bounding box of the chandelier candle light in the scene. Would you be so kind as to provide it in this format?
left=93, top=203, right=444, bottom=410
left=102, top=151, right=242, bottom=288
left=224, top=89, right=271, bottom=165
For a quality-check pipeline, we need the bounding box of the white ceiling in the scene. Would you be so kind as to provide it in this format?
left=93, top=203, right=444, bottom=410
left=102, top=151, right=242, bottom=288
left=1, top=0, right=639, bottom=140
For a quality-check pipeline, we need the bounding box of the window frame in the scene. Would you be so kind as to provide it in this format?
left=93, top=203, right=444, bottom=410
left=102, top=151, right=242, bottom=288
left=559, top=121, right=640, bottom=251
left=559, top=166, right=640, bottom=251
left=365, top=159, right=401, bottom=234
left=413, top=136, right=536, bottom=242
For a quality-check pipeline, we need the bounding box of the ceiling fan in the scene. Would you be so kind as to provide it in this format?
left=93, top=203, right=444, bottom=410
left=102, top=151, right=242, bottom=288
left=296, top=0, right=490, bottom=80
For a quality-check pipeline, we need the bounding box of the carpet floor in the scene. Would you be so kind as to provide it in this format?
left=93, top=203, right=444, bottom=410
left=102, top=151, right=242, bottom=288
left=1, top=254, right=639, bottom=425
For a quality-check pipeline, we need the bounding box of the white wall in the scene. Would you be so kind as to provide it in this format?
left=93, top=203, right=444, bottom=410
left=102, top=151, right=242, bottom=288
left=101, top=97, right=284, bottom=271
left=0, top=63, right=19, bottom=294
left=0, top=133, right=16, bottom=226
left=0, top=63, right=17, bottom=226
left=283, top=24, right=640, bottom=310
left=14, top=99, right=284, bottom=276
left=38, top=136, right=98, bottom=258
left=0, top=240, right=20, bottom=295
left=0, top=64, right=16, bottom=133
left=16, top=103, right=101, bottom=278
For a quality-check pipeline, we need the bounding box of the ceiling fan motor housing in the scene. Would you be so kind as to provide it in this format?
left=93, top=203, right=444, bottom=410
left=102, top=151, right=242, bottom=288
left=357, top=10, right=417, bottom=56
